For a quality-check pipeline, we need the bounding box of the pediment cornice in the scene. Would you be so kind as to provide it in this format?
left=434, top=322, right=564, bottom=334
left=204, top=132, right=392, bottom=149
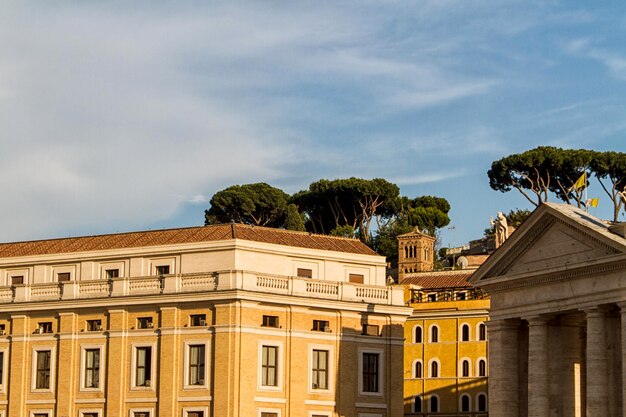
left=471, top=203, right=626, bottom=284
left=477, top=255, right=626, bottom=294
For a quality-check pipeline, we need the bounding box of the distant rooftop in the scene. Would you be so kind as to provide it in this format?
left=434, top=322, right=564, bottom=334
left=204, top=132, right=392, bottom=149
left=400, top=270, right=474, bottom=289
left=0, top=223, right=377, bottom=258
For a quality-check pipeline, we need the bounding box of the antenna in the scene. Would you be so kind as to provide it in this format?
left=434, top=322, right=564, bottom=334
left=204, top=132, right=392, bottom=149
left=447, top=225, right=456, bottom=248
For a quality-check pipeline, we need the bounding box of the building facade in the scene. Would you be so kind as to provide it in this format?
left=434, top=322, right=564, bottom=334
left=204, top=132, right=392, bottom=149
left=397, top=230, right=435, bottom=282
left=0, top=224, right=411, bottom=417
left=401, top=271, right=489, bottom=416
left=471, top=203, right=626, bottom=417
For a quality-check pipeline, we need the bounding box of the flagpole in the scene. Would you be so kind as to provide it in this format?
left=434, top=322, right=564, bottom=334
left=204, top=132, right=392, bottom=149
left=583, top=169, right=589, bottom=213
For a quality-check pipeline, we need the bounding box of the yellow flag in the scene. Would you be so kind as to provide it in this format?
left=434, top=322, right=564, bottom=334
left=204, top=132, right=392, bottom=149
left=571, top=172, right=587, bottom=191
left=587, top=197, right=599, bottom=207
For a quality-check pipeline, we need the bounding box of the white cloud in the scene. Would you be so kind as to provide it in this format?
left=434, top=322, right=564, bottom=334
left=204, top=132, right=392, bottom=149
left=390, top=170, right=467, bottom=186
left=387, top=80, right=496, bottom=109
left=0, top=0, right=622, bottom=245
left=564, top=37, right=626, bottom=80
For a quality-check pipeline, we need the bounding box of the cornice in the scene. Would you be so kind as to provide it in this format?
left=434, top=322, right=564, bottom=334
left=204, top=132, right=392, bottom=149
left=479, top=257, right=626, bottom=294
left=0, top=237, right=385, bottom=268
left=0, top=288, right=413, bottom=317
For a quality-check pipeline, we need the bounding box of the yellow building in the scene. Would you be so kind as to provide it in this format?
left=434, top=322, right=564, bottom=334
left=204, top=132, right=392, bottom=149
left=401, top=270, right=489, bottom=416
left=0, top=223, right=411, bottom=417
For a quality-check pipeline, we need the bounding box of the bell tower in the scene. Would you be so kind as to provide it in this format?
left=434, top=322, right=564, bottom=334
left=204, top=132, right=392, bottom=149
left=397, top=228, right=435, bottom=282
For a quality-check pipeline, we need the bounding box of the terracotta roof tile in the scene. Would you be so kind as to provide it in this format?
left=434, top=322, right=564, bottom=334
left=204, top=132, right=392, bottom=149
left=400, top=270, right=475, bottom=288
left=0, top=224, right=377, bottom=258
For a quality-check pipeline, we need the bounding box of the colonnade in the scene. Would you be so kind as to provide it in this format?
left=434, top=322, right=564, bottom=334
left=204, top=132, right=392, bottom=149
left=488, top=304, right=626, bottom=417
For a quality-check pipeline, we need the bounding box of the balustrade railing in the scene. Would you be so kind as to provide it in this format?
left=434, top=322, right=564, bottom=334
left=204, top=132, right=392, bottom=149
left=0, top=271, right=400, bottom=305
left=79, top=280, right=111, bottom=297
left=30, top=283, right=62, bottom=300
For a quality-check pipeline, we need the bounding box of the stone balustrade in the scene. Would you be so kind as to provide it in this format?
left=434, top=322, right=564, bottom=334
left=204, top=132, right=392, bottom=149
left=0, top=271, right=403, bottom=305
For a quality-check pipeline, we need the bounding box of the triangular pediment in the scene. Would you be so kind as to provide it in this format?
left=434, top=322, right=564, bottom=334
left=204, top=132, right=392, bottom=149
left=471, top=204, right=626, bottom=283
left=504, top=221, right=617, bottom=275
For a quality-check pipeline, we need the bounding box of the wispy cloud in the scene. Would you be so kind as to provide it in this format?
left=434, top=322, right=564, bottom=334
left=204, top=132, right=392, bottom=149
left=387, top=80, right=496, bottom=109
left=0, top=0, right=625, bottom=247
left=390, top=170, right=467, bottom=186
left=564, top=37, right=626, bottom=80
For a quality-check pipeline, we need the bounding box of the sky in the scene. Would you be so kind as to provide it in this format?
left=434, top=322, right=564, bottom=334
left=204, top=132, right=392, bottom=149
left=1, top=1, right=626, bottom=248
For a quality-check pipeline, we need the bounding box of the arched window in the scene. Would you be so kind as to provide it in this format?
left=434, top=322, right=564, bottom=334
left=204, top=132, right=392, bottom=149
left=477, top=393, right=487, bottom=411
left=414, top=361, right=422, bottom=378
left=414, top=395, right=422, bottom=412
left=460, top=394, right=471, bottom=412
left=461, top=359, right=470, bottom=377
left=478, top=359, right=487, bottom=377
left=414, top=326, right=423, bottom=343
left=461, top=324, right=470, bottom=341
left=430, top=360, right=439, bottom=378
left=430, top=325, right=439, bottom=343
left=430, top=395, right=439, bottom=412
left=478, top=322, right=487, bottom=341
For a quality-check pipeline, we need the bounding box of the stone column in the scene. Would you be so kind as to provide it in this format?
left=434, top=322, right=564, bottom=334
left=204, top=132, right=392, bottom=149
left=487, top=319, right=520, bottom=417
left=619, top=303, right=626, bottom=417
left=527, top=316, right=550, bottom=417
left=586, top=307, right=610, bottom=417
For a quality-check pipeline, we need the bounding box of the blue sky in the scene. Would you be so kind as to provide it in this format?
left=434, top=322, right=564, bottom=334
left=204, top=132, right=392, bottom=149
left=1, top=1, right=626, bottom=247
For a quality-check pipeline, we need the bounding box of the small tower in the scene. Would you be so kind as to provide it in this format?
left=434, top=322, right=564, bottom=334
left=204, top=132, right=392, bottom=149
left=397, top=228, right=436, bottom=282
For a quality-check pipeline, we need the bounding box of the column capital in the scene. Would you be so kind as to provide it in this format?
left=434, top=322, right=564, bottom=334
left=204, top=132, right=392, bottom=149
left=583, top=306, right=609, bottom=318
left=524, top=315, right=551, bottom=326
left=485, top=318, right=521, bottom=332
left=616, top=301, right=626, bottom=312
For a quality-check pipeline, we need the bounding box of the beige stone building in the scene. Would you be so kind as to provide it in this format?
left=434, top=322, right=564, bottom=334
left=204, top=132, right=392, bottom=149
left=397, top=229, right=435, bottom=282
left=0, top=224, right=411, bottom=417
left=471, top=203, right=626, bottom=417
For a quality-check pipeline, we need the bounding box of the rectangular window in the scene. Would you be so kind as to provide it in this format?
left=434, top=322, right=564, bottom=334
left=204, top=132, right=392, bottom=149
left=311, top=349, right=328, bottom=390
left=362, top=352, right=379, bottom=393
left=456, top=291, right=466, bottom=300
left=11, top=275, right=24, bottom=285
left=82, top=413, right=98, bottom=417
left=190, top=314, right=207, bottom=327
left=0, top=324, right=5, bottom=335
left=297, top=268, right=313, bottom=278
left=0, top=351, right=3, bottom=385
left=105, top=269, right=119, bottom=279
left=34, top=414, right=49, bottom=417
left=38, top=322, right=53, bottom=334
left=261, top=345, right=278, bottom=386
left=349, top=274, right=364, bottom=284
left=188, top=345, right=206, bottom=385
left=57, top=272, right=71, bottom=282
left=133, top=413, right=150, bottom=417
left=87, top=319, right=102, bottom=331
left=135, top=347, right=152, bottom=387
left=260, top=413, right=278, bottom=417
left=137, top=317, right=153, bottom=329
left=155, top=265, right=170, bottom=275
left=312, top=320, right=329, bottom=332
left=362, top=324, right=379, bottom=336
left=262, top=315, right=279, bottom=328
left=187, top=412, right=204, bottom=417
left=84, top=348, right=100, bottom=388
left=36, top=350, right=51, bottom=389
